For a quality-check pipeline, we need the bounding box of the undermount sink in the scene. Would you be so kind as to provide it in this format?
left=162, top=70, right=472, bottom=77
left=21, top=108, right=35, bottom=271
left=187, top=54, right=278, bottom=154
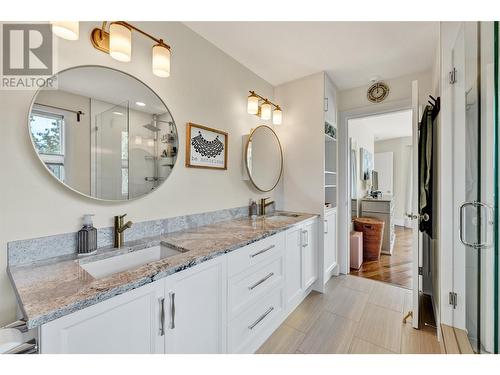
left=80, top=245, right=182, bottom=279
left=264, top=212, right=301, bottom=221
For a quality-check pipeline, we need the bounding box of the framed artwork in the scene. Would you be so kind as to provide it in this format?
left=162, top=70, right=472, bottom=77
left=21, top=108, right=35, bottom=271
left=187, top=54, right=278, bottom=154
left=186, top=122, right=228, bottom=170
left=360, top=147, right=373, bottom=181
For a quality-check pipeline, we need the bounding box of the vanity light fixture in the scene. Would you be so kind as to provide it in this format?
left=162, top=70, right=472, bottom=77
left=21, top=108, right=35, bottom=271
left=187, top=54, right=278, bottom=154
left=247, top=91, right=283, bottom=124
left=272, top=106, right=282, bottom=125
left=109, top=22, right=132, bottom=62
left=51, top=21, right=79, bottom=40
left=89, top=22, right=172, bottom=78
left=260, top=101, right=272, bottom=120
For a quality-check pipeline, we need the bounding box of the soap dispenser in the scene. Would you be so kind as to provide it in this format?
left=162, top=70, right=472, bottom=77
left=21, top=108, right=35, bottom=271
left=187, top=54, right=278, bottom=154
left=77, top=214, right=97, bottom=255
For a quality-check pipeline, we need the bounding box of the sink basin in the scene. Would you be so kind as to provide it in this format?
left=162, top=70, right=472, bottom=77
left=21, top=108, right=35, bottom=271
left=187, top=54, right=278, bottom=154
left=265, top=212, right=301, bottom=221
left=80, top=246, right=182, bottom=279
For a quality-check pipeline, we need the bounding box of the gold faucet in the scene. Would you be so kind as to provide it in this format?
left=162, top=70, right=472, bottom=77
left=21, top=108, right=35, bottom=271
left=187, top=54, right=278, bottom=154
left=259, top=197, right=275, bottom=216
left=114, top=214, right=133, bottom=248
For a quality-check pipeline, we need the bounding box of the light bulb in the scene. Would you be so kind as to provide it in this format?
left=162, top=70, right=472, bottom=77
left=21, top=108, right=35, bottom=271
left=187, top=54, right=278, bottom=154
left=152, top=43, right=171, bottom=78
left=272, top=107, right=282, bottom=125
left=109, top=22, right=132, bottom=62
left=260, top=102, right=272, bottom=120
left=247, top=93, right=259, bottom=115
left=51, top=21, right=79, bottom=40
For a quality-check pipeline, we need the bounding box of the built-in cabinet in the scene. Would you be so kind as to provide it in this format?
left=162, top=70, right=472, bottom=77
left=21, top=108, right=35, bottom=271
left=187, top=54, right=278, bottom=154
left=164, top=256, right=227, bottom=353
left=40, top=278, right=166, bottom=354
left=40, top=218, right=318, bottom=354
left=323, top=208, right=337, bottom=280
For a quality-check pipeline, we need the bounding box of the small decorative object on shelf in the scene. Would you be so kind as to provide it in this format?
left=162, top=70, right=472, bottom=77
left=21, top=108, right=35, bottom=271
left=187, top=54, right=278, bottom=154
left=324, top=122, right=336, bottom=139
left=186, top=122, right=228, bottom=170
left=77, top=214, right=97, bottom=255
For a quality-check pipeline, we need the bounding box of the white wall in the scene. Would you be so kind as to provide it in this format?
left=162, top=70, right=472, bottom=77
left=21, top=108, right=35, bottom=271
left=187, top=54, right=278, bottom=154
left=274, top=72, right=325, bottom=215
left=374, top=137, right=413, bottom=225
left=0, top=21, right=275, bottom=325
left=338, top=70, right=432, bottom=112
left=347, top=121, right=374, bottom=200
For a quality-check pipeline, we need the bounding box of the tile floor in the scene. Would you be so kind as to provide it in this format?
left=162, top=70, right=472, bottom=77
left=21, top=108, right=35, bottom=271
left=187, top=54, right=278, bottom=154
left=257, top=275, right=441, bottom=354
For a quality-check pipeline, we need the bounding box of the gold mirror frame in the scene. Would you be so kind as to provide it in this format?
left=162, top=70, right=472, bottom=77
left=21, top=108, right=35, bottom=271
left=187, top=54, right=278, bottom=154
left=244, top=125, right=284, bottom=193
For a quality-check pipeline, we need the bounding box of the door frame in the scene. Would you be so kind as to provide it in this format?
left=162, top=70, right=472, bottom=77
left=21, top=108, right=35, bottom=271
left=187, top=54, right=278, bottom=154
left=338, top=99, right=412, bottom=276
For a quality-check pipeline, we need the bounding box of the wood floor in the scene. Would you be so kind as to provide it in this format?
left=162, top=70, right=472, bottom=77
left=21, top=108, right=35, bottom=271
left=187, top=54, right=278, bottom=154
left=257, top=275, right=441, bottom=354
left=350, top=226, right=413, bottom=289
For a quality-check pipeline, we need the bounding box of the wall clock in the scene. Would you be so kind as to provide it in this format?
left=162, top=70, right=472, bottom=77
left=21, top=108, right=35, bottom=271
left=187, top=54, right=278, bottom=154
left=367, top=82, right=389, bottom=103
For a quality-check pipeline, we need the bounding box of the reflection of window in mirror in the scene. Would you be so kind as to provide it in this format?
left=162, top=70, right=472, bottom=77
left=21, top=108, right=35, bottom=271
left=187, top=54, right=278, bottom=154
left=121, top=131, right=129, bottom=198
left=30, top=109, right=65, bottom=181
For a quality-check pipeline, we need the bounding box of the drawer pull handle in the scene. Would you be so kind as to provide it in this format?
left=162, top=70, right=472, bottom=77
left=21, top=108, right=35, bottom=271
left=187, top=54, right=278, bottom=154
left=169, top=292, right=176, bottom=329
left=159, top=297, right=165, bottom=336
left=248, top=306, right=274, bottom=330
left=249, top=245, right=275, bottom=258
left=248, top=272, right=274, bottom=290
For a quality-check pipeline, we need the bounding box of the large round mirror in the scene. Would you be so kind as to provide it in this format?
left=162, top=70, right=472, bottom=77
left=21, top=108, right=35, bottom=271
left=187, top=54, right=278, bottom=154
left=28, top=66, right=178, bottom=201
left=245, top=125, right=283, bottom=192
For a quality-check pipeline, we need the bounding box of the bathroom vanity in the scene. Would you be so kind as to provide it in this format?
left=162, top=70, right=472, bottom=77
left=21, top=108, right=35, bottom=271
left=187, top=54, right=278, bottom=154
left=8, top=213, right=318, bottom=354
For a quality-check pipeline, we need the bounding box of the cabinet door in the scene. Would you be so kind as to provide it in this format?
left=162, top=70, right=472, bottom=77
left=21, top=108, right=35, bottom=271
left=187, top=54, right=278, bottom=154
left=165, top=256, right=227, bottom=354
left=324, top=211, right=337, bottom=276
left=302, top=221, right=318, bottom=289
left=324, top=75, right=337, bottom=126
left=285, top=226, right=303, bottom=310
left=40, top=280, right=165, bottom=354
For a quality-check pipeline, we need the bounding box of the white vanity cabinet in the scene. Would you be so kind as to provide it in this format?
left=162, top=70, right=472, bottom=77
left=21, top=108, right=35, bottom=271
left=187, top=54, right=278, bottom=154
left=40, top=257, right=226, bottom=355
left=323, top=208, right=337, bottom=281
left=40, top=279, right=166, bottom=354
left=39, top=217, right=319, bottom=354
left=164, top=256, right=227, bottom=354
left=301, top=220, right=318, bottom=289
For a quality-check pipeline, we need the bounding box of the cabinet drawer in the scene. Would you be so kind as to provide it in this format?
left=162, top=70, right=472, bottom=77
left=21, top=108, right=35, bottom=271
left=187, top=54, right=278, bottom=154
left=228, top=288, right=284, bottom=353
left=361, top=200, right=392, bottom=213
left=228, top=256, right=283, bottom=318
left=227, top=232, right=284, bottom=277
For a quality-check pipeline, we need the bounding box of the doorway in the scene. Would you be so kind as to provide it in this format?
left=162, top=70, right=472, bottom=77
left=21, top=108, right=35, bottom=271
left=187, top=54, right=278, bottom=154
left=347, top=110, right=415, bottom=289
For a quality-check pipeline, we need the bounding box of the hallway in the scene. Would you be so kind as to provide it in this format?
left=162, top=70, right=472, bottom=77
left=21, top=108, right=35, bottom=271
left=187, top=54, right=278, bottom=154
left=257, top=275, right=440, bottom=354
left=350, top=226, right=413, bottom=289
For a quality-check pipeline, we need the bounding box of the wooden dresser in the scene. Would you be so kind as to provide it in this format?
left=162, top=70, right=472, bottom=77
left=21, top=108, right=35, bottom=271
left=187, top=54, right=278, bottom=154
left=360, top=196, right=395, bottom=255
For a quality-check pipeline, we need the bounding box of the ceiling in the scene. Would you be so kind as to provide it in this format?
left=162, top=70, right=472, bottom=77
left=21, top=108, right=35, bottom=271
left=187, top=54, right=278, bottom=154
left=57, top=67, right=168, bottom=115
left=184, top=22, right=439, bottom=89
left=349, top=109, right=412, bottom=141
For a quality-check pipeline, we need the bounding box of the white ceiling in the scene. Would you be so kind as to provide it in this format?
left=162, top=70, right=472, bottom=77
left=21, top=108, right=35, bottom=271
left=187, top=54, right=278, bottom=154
left=184, top=22, right=439, bottom=89
left=57, top=67, right=167, bottom=115
left=349, top=109, right=412, bottom=141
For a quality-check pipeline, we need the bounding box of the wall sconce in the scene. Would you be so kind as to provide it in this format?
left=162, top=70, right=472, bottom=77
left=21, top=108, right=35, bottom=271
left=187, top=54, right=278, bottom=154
left=247, top=91, right=282, bottom=125
left=51, top=21, right=172, bottom=78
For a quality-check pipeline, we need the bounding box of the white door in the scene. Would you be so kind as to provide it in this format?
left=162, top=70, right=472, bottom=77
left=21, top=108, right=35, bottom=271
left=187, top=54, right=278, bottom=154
left=410, top=79, right=422, bottom=329
left=374, top=152, right=394, bottom=195
left=285, top=226, right=304, bottom=309
left=302, top=221, right=318, bottom=289
left=40, top=280, right=165, bottom=354
left=164, top=256, right=227, bottom=353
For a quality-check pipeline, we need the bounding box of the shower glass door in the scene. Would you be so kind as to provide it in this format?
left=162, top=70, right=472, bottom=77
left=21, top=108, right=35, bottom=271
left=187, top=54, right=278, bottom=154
left=453, top=21, right=499, bottom=354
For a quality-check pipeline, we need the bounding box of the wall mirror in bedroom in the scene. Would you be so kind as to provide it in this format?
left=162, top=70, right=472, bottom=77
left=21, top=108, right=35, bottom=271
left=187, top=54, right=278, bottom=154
left=28, top=65, right=178, bottom=201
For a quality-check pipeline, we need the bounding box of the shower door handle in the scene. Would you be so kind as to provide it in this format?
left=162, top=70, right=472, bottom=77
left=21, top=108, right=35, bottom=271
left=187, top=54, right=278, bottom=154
left=459, top=201, right=494, bottom=249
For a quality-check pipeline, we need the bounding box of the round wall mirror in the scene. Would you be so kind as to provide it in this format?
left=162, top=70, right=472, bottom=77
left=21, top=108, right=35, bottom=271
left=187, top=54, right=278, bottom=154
left=245, top=125, right=283, bottom=192
left=28, top=65, right=178, bottom=201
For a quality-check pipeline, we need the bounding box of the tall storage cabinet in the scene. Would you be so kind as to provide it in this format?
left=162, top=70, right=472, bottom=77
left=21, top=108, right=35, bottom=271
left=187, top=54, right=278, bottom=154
left=275, top=72, right=339, bottom=289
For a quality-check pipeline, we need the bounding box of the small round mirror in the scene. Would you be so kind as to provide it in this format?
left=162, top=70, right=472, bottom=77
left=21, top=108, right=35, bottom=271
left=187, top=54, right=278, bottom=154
left=28, top=65, right=178, bottom=201
left=245, top=125, right=283, bottom=192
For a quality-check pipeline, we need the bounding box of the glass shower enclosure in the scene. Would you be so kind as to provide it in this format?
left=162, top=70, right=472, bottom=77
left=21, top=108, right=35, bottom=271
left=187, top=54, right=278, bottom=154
left=451, top=21, right=499, bottom=354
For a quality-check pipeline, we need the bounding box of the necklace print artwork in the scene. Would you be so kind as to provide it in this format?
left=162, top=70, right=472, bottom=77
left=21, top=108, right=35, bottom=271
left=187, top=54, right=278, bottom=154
left=191, top=131, right=224, bottom=158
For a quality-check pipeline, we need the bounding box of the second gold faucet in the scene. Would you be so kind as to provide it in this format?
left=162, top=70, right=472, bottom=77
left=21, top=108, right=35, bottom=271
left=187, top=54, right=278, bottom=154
left=114, top=214, right=133, bottom=248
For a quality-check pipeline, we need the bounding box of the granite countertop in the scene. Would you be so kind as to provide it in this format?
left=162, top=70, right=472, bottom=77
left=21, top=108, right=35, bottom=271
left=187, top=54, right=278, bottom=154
left=8, top=212, right=317, bottom=329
